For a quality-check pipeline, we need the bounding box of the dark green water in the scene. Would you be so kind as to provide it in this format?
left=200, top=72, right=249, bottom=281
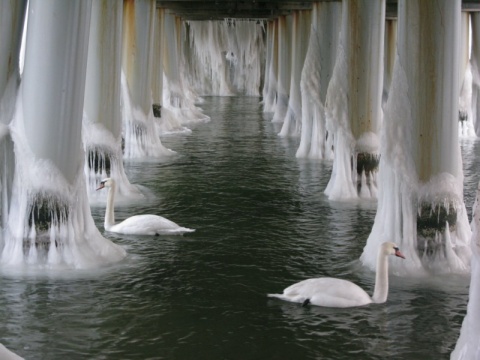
left=1, top=96, right=477, bottom=359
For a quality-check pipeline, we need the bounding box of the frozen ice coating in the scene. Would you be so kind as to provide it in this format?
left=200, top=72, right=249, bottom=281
left=451, top=184, right=480, bottom=359
left=296, top=2, right=341, bottom=160
left=84, top=0, right=143, bottom=202
left=278, top=11, right=311, bottom=138
left=383, top=19, right=397, bottom=107
left=1, top=0, right=126, bottom=270
left=121, top=0, right=173, bottom=159
left=184, top=19, right=265, bottom=97
left=121, top=71, right=174, bottom=159
left=160, top=13, right=209, bottom=129
left=324, top=0, right=384, bottom=200
left=262, top=20, right=279, bottom=113
left=152, top=8, right=165, bottom=119
left=471, top=13, right=480, bottom=136
left=272, top=16, right=292, bottom=123
left=361, top=0, right=471, bottom=275
left=459, top=63, right=475, bottom=137
left=0, top=0, right=26, bottom=125
left=458, top=14, right=475, bottom=138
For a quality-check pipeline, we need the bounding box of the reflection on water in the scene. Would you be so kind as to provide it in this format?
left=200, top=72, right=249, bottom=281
left=0, top=97, right=476, bottom=359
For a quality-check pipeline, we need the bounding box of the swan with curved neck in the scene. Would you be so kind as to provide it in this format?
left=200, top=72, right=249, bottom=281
left=268, top=242, right=405, bottom=307
left=96, top=178, right=194, bottom=235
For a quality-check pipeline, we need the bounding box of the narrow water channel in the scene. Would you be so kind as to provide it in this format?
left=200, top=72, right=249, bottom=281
left=1, top=96, right=476, bottom=359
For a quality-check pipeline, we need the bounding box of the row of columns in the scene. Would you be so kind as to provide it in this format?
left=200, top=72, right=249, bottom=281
left=0, top=0, right=204, bottom=268
left=262, top=0, right=473, bottom=273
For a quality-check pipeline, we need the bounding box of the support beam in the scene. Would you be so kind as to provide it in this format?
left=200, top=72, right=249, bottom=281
left=361, top=0, right=471, bottom=274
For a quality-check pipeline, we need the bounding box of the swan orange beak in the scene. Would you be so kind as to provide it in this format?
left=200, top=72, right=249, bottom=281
left=96, top=183, right=105, bottom=191
left=395, top=249, right=406, bottom=259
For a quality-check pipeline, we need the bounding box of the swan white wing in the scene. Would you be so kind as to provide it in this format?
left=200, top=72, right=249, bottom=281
left=269, top=277, right=372, bottom=308
left=109, top=215, right=195, bottom=235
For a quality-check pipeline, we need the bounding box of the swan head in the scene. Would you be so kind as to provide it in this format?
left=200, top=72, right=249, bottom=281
left=96, top=178, right=115, bottom=191
left=382, top=241, right=406, bottom=259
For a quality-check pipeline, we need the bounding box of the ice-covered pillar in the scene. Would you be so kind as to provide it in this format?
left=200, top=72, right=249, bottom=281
left=123, top=0, right=154, bottom=117
left=122, top=0, right=171, bottom=158
left=83, top=0, right=142, bottom=202
left=361, top=0, right=471, bottom=274
left=296, top=1, right=342, bottom=159
left=324, top=0, right=385, bottom=200
left=458, top=12, right=474, bottom=137
left=272, top=15, right=292, bottom=123
left=262, top=20, right=278, bottom=113
left=0, top=0, right=27, bottom=123
left=451, top=184, right=480, bottom=359
left=3, top=0, right=126, bottom=268
left=279, top=11, right=311, bottom=138
left=472, top=14, right=480, bottom=136
left=0, top=0, right=26, bottom=244
left=22, top=1, right=89, bottom=185
left=383, top=19, right=397, bottom=107
left=163, top=12, right=182, bottom=105
left=152, top=8, right=165, bottom=119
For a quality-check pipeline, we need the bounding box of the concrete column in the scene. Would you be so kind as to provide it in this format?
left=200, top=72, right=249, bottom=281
left=22, top=0, right=91, bottom=184
left=458, top=12, right=474, bottom=136
left=296, top=1, right=342, bottom=159
left=0, top=0, right=26, bottom=243
left=451, top=185, right=480, bottom=358
left=0, top=0, right=27, bottom=123
left=472, top=13, right=480, bottom=135
left=383, top=19, right=397, bottom=107
left=279, top=10, right=311, bottom=138
left=361, top=0, right=471, bottom=274
left=262, top=20, right=278, bottom=113
left=84, top=0, right=141, bottom=201
left=163, top=12, right=182, bottom=105
left=122, top=0, right=155, bottom=116
left=121, top=0, right=171, bottom=158
left=272, top=15, right=292, bottom=123
left=152, top=8, right=165, bottom=118
left=325, top=0, right=385, bottom=200
left=4, top=0, right=126, bottom=268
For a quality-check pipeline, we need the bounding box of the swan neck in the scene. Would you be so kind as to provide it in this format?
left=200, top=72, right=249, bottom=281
left=105, top=183, right=116, bottom=229
left=372, top=250, right=389, bottom=303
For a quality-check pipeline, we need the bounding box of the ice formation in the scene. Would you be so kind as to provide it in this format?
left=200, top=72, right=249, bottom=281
left=3, top=97, right=126, bottom=269
left=361, top=0, right=471, bottom=275
left=272, top=16, right=292, bottom=123
left=458, top=13, right=475, bottom=138
left=471, top=13, right=480, bottom=136
left=1, top=1, right=126, bottom=270
left=451, top=184, right=480, bottom=359
left=161, top=13, right=210, bottom=130
left=296, top=2, right=341, bottom=160
left=324, top=0, right=384, bottom=200
left=121, top=0, right=173, bottom=159
left=278, top=11, right=310, bottom=138
left=382, top=19, right=397, bottom=108
left=261, top=20, right=278, bottom=113
left=83, top=0, right=144, bottom=203
left=184, top=18, right=265, bottom=96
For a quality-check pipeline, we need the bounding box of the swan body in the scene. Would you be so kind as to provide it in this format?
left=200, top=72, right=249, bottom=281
left=97, top=178, right=195, bottom=235
left=268, top=242, right=405, bottom=308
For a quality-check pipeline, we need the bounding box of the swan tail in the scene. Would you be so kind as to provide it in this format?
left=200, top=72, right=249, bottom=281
left=267, top=293, right=283, bottom=299
left=157, top=227, right=195, bottom=235
left=267, top=293, right=306, bottom=304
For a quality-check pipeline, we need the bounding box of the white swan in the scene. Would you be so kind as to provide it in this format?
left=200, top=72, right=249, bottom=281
left=96, top=178, right=195, bottom=235
left=268, top=241, right=405, bottom=308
